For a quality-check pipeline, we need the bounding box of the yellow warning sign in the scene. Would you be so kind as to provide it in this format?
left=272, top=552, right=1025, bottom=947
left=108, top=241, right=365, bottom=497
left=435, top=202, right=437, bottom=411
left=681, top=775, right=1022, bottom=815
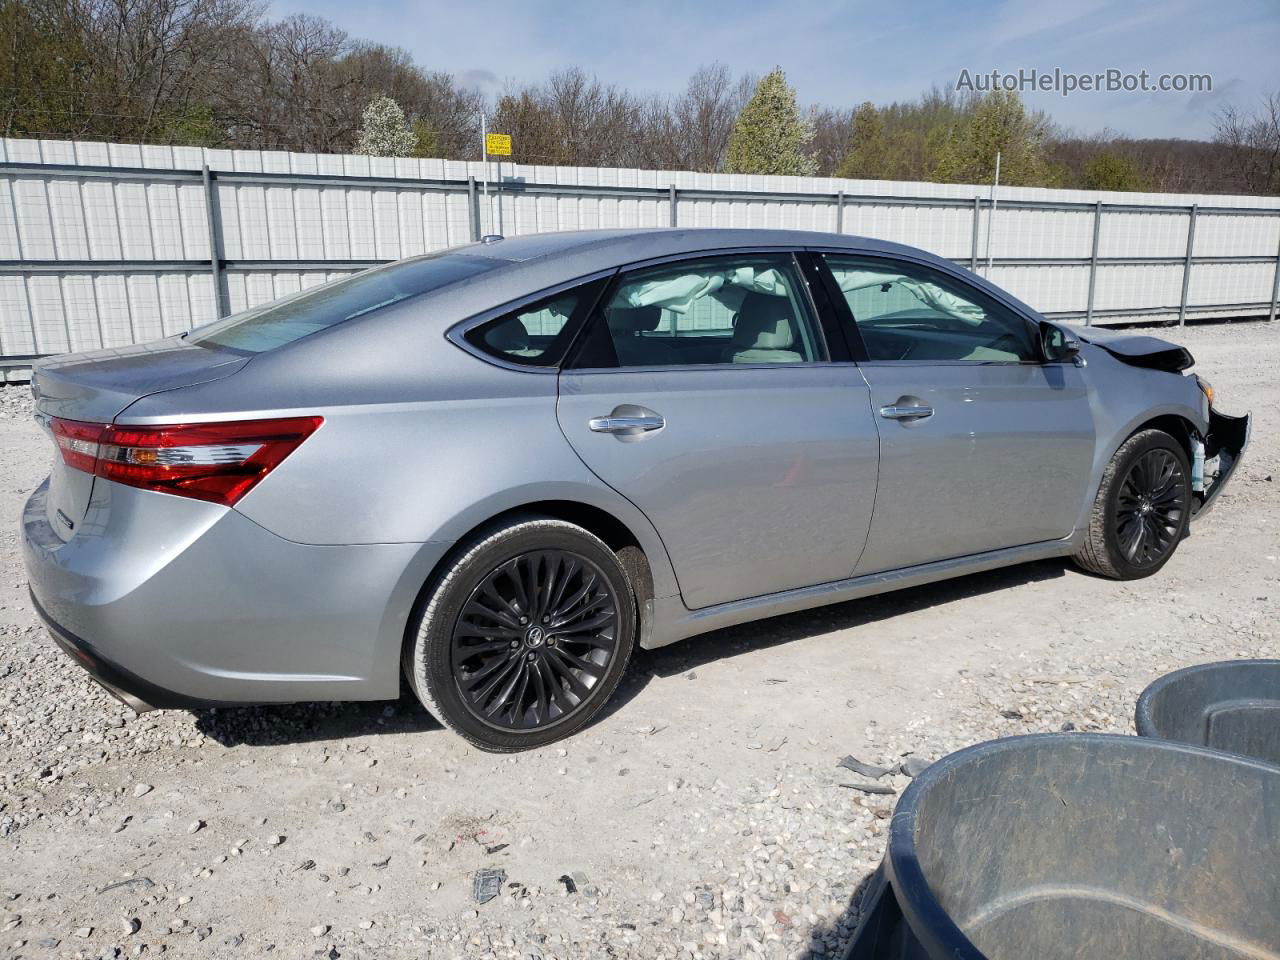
left=485, top=133, right=512, bottom=156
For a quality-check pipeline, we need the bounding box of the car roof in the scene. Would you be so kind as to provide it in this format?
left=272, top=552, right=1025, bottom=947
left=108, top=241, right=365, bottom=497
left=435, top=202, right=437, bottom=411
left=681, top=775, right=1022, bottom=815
left=465, top=228, right=952, bottom=271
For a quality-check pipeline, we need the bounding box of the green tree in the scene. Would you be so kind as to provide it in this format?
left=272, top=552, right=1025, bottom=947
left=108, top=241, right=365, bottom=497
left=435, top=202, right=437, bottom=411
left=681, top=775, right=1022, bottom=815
left=836, top=101, right=892, bottom=179
left=725, top=67, right=815, bottom=176
left=933, top=89, right=1051, bottom=186
left=410, top=117, right=440, bottom=158
left=1082, top=150, right=1145, bottom=191
left=355, top=95, right=416, bottom=157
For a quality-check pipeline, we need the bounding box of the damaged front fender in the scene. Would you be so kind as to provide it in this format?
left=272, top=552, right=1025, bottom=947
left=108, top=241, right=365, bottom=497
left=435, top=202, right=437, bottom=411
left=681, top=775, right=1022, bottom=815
left=1076, top=327, right=1195, bottom=373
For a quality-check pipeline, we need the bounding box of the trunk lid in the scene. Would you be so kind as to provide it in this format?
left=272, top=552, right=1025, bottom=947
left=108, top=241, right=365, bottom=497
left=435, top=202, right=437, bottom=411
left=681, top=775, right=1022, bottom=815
left=32, top=338, right=250, bottom=540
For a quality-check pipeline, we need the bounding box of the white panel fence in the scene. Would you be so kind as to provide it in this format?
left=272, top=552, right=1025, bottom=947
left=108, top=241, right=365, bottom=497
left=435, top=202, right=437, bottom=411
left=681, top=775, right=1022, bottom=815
left=2, top=136, right=1279, bottom=362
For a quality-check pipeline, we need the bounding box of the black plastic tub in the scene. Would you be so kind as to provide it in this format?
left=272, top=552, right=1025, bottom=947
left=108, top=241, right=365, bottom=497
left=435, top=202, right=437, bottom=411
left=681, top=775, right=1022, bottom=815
left=843, top=733, right=1280, bottom=960
left=1136, top=659, right=1280, bottom=766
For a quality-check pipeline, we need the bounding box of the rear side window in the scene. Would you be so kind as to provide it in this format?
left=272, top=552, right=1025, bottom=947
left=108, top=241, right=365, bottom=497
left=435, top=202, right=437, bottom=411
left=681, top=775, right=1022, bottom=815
left=463, top=278, right=607, bottom=368
left=189, top=253, right=502, bottom=353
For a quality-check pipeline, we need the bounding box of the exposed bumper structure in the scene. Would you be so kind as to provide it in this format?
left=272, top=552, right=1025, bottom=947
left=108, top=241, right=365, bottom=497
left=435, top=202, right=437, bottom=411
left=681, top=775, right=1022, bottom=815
left=1194, top=407, right=1251, bottom=520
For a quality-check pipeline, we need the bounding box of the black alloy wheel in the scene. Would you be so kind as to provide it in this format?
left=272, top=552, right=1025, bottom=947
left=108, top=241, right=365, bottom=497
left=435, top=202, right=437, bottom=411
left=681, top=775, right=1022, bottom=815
left=1114, top=448, right=1187, bottom=568
left=450, top=550, right=621, bottom=731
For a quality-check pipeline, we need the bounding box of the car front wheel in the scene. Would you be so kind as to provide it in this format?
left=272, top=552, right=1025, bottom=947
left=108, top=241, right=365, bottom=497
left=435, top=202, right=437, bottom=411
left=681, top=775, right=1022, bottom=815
left=1074, top=428, right=1192, bottom=580
left=403, top=516, right=636, bottom=751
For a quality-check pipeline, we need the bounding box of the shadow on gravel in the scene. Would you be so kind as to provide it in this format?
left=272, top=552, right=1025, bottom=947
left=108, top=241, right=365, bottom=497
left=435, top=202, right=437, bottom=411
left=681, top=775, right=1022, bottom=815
left=598, top=557, right=1070, bottom=723
left=194, top=693, right=440, bottom=747
left=808, top=871, right=879, bottom=960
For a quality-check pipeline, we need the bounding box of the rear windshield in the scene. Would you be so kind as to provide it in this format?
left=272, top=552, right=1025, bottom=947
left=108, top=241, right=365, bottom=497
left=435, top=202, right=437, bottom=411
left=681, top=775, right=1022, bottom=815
left=188, top=253, right=502, bottom=353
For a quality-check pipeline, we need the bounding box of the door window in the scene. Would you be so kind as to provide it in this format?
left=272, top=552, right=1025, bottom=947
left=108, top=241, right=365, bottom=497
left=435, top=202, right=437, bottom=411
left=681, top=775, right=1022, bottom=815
left=570, top=254, right=824, bottom=369
left=822, top=255, right=1038, bottom=363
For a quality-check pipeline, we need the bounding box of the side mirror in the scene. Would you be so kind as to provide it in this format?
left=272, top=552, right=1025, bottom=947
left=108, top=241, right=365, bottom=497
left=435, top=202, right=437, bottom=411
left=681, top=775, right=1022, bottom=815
left=1040, top=322, right=1081, bottom=363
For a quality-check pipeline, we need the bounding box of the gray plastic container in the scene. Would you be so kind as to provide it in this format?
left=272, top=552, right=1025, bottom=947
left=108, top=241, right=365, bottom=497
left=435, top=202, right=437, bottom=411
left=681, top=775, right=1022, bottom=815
left=843, top=733, right=1280, bottom=960
left=1136, top=659, right=1280, bottom=766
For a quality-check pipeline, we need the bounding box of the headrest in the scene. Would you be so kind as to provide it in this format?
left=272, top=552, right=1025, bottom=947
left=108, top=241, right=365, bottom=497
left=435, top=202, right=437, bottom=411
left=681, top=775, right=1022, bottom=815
left=608, top=306, right=662, bottom=334
left=733, top=294, right=795, bottom=350
left=483, top=318, right=531, bottom=352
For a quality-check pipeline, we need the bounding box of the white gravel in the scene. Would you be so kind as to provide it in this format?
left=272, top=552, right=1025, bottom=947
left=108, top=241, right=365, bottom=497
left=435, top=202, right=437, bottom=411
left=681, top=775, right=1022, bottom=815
left=0, top=321, right=1276, bottom=959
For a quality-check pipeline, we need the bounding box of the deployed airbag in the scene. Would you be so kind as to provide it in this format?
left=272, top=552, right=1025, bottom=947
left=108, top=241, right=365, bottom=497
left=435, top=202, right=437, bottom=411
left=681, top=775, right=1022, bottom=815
left=614, top=266, right=790, bottom=314
left=828, top=267, right=987, bottom=325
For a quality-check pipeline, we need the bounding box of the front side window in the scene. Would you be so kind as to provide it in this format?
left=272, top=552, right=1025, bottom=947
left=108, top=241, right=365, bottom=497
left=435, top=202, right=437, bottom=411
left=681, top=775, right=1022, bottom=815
left=571, top=253, right=824, bottom=369
left=822, top=255, right=1038, bottom=363
left=190, top=252, right=502, bottom=354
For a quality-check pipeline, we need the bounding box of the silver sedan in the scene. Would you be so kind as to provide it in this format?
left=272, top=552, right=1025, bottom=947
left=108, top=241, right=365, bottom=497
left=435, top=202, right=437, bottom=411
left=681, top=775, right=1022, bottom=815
left=21, top=229, right=1250, bottom=750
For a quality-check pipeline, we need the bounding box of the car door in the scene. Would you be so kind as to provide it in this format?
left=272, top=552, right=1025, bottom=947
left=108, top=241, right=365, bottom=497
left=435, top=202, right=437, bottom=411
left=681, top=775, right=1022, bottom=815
left=816, top=252, right=1096, bottom=575
left=556, top=251, right=880, bottom=611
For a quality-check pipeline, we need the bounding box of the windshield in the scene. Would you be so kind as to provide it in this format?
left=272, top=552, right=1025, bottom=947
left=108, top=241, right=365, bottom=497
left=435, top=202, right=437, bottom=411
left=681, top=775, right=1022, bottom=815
left=188, top=252, right=503, bottom=353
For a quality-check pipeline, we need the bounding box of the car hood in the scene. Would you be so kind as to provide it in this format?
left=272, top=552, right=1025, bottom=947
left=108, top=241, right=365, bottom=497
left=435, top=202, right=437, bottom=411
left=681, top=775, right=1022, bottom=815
left=1076, top=327, right=1194, bottom=373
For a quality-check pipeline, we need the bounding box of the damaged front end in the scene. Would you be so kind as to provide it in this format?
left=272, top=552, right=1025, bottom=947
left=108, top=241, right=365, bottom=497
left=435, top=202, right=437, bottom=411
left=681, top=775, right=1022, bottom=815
left=1076, top=326, right=1196, bottom=373
left=1075, top=326, right=1251, bottom=519
left=1194, top=406, right=1251, bottom=519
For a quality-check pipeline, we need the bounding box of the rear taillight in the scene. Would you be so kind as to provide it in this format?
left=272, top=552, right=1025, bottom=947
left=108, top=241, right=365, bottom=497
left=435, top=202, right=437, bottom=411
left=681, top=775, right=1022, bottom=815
left=50, top=416, right=323, bottom=506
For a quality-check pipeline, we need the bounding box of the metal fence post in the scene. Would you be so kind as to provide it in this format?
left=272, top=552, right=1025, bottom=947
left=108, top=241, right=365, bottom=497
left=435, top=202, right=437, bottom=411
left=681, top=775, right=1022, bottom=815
left=970, top=197, right=981, bottom=271
left=0, top=173, right=39, bottom=354
left=201, top=164, right=227, bottom=319
left=1270, top=217, right=1280, bottom=323
left=669, top=185, right=678, bottom=227
left=467, top=177, right=480, bottom=242
left=836, top=190, right=845, bottom=234
left=1178, top=204, right=1198, bottom=326
left=1085, top=201, right=1102, bottom=326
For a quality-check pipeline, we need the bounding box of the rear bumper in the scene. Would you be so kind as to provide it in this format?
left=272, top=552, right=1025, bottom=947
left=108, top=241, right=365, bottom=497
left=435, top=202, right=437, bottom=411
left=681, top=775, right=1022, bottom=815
left=31, top=590, right=222, bottom=712
left=22, top=478, right=451, bottom=709
left=1194, top=407, right=1251, bottom=520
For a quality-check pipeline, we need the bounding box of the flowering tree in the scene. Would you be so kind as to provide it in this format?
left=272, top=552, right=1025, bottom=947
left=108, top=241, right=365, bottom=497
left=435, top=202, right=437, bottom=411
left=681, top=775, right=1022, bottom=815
left=355, top=96, right=416, bottom=157
left=725, top=68, right=815, bottom=176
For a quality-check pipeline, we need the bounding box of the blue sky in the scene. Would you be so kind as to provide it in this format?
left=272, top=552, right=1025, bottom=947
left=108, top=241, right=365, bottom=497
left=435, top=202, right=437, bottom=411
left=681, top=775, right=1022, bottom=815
left=272, top=0, right=1279, bottom=140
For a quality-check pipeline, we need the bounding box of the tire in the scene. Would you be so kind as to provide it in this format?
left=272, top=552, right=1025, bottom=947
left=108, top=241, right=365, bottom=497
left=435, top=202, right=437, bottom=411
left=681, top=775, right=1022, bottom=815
left=1073, top=428, right=1192, bottom=580
left=402, top=516, right=636, bottom=752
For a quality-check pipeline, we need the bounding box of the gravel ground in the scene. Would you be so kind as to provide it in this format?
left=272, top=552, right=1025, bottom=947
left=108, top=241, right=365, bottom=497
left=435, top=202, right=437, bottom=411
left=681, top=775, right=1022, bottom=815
left=0, top=321, right=1276, bottom=960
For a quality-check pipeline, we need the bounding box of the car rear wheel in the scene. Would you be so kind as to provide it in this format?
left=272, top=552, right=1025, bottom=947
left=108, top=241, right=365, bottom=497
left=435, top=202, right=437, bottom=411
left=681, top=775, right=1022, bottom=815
left=403, top=517, right=636, bottom=752
left=1074, top=428, right=1191, bottom=580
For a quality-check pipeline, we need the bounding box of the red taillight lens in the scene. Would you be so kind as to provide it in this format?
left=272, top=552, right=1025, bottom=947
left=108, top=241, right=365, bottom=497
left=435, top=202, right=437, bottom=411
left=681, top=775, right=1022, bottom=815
left=50, top=417, right=106, bottom=473
left=50, top=416, right=323, bottom=506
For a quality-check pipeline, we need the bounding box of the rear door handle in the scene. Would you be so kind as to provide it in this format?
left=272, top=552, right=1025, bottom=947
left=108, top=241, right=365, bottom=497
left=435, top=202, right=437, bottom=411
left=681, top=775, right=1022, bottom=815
left=878, top=404, right=934, bottom=421
left=588, top=415, right=665, bottom=434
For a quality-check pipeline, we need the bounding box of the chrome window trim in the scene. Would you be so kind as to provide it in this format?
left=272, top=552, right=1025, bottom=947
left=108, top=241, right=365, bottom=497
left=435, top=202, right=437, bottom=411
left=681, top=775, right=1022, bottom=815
left=855, top=359, right=1048, bottom=368
left=564, top=360, right=837, bottom=376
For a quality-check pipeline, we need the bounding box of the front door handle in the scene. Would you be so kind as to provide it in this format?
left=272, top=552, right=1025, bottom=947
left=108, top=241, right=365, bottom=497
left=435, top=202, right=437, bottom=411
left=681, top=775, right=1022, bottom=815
left=588, top=414, right=665, bottom=434
left=878, top=404, right=934, bottom=421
